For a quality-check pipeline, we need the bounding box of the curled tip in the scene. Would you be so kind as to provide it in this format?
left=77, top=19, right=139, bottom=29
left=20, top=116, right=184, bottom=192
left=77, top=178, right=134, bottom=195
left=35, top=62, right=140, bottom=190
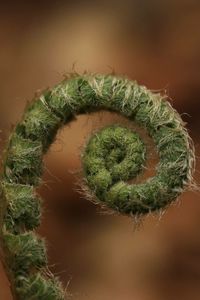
left=0, top=73, right=195, bottom=299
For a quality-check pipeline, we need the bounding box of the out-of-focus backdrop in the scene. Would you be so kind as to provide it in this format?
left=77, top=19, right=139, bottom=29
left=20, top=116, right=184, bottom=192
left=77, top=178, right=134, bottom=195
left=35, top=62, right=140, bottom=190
left=0, top=1, right=200, bottom=299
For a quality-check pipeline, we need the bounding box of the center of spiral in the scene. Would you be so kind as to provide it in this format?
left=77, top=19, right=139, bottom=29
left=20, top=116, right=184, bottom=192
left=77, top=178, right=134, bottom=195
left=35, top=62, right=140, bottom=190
left=82, top=125, right=146, bottom=200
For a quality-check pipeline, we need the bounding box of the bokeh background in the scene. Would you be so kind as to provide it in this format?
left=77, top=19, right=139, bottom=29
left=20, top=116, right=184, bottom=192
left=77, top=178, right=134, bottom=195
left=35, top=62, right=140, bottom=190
left=0, top=1, right=200, bottom=299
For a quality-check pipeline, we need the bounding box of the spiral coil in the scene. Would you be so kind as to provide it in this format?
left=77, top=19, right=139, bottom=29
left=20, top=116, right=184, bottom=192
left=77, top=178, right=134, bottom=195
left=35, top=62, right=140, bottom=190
left=0, top=74, right=194, bottom=299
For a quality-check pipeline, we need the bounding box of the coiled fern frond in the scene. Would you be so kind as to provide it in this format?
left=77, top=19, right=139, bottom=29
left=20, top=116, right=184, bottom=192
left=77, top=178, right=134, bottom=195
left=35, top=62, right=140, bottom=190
left=0, top=74, right=195, bottom=299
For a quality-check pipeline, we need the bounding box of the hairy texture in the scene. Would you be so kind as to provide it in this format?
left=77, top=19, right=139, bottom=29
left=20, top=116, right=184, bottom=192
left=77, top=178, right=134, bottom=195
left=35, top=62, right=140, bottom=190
left=0, top=74, right=195, bottom=299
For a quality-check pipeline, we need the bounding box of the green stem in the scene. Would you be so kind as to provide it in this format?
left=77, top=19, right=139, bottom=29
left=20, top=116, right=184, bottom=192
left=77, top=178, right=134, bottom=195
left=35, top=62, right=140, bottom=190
left=0, top=73, right=195, bottom=299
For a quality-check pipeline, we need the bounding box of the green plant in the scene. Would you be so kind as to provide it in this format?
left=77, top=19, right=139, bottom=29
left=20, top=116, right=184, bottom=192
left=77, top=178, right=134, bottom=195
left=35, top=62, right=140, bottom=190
left=0, top=73, right=195, bottom=299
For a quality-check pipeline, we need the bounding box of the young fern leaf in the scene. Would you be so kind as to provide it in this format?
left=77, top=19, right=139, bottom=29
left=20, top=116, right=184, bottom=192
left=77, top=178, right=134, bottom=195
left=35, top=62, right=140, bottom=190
left=0, top=74, right=195, bottom=299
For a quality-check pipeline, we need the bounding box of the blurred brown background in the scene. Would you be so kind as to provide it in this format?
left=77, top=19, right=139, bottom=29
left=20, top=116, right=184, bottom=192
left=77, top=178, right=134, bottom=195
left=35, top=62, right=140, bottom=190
left=0, top=0, right=200, bottom=299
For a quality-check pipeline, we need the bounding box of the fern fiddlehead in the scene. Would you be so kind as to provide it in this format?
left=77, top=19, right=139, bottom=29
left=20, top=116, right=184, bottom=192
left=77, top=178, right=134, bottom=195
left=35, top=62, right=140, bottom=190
left=0, top=74, right=194, bottom=299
